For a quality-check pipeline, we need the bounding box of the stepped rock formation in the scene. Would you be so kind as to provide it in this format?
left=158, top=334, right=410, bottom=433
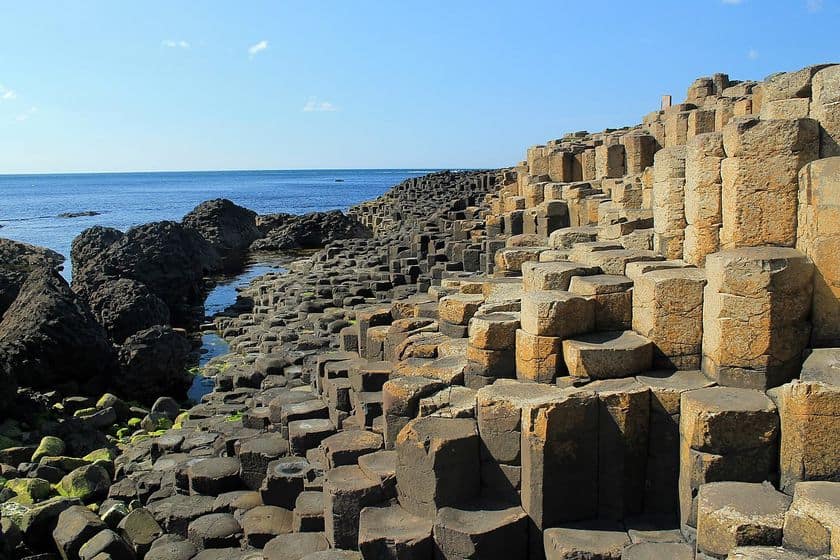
left=2, top=63, right=840, bottom=560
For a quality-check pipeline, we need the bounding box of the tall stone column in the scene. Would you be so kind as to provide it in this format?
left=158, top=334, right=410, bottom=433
left=701, top=247, right=813, bottom=390
left=720, top=117, right=819, bottom=249
left=652, top=146, right=687, bottom=259
left=683, top=132, right=724, bottom=266
left=811, top=65, right=840, bottom=157
left=796, top=157, right=840, bottom=347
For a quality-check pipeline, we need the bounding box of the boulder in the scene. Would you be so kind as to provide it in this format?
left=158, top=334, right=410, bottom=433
left=182, top=198, right=261, bottom=269
left=0, top=237, right=64, bottom=316
left=71, top=221, right=218, bottom=323
left=68, top=226, right=124, bottom=296
left=56, top=464, right=112, bottom=503
left=116, top=325, right=191, bottom=403
left=87, top=278, right=171, bottom=343
left=0, top=270, right=117, bottom=397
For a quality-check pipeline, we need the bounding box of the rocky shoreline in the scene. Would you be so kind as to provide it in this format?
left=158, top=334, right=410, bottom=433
left=2, top=65, right=840, bottom=560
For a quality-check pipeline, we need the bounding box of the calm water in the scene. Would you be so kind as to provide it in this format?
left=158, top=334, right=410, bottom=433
left=187, top=261, right=289, bottom=403
left=0, top=169, right=434, bottom=271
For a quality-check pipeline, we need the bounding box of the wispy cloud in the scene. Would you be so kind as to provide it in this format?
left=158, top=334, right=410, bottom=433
left=721, top=0, right=744, bottom=4
left=162, top=39, right=190, bottom=49
left=15, top=106, right=37, bottom=122
left=303, top=97, right=338, bottom=112
left=806, top=0, right=823, bottom=12
left=747, top=48, right=759, bottom=60
left=0, top=84, right=16, bottom=101
left=248, top=40, right=268, bottom=58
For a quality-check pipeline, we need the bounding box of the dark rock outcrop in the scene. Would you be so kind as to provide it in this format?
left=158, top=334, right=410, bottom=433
left=71, top=222, right=219, bottom=324
left=182, top=199, right=262, bottom=269
left=87, top=279, right=171, bottom=344
left=57, top=211, right=101, bottom=218
left=0, top=238, right=65, bottom=316
left=69, top=226, right=125, bottom=298
left=0, top=270, right=117, bottom=402
left=116, top=325, right=192, bottom=403
left=251, top=210, right=371, bottom=252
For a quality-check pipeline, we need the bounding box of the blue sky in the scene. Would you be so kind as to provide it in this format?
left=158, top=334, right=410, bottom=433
left=0, top=1, right=837, bottom=173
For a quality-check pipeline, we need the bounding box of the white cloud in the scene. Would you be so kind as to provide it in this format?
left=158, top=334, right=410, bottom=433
left=748, top=48, right=759, bottom=60
left=302, top=97, right=338, bottom=112
left=0, top=84, right=16, bottom=101
left=162, top=39, right=190, bottom=49
left=721, top=0, right=744, bottom=4
left=15, top=106, right=37, bottom=122
left=807, top=0, right=823, bottom=12
left=248, top=40, right=268, bottom=58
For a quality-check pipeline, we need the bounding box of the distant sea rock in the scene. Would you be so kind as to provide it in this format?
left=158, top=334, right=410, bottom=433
left=251, top=210, right=371, bottom=252
left=0, top=237, right=65, bottom=316
left=182, top=198, right=262, bottom=270
left=57, top=210, right=101, bottom=218
left=0, top=269, right=117, bottom=402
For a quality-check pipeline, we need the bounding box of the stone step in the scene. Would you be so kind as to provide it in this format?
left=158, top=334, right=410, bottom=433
left=263, top=532, right=329, bottom=560
left=522, top=261, right=600, bottom=292
left=543, top=524, right=630, bottom=560
left=433, top=501, right=529, bottom=559
left=568, top=273, right=634, bottom=331
left=696, top=482, right=791, bottom=558
left=562, top=330, right=654, bottom=379
left=521, top=289, right=595, bottom=338
left=320, top=430, right=383, bottom=469
left=357, top=503, right=434, bottom=559
left=783, top=481, right=840, bottom=556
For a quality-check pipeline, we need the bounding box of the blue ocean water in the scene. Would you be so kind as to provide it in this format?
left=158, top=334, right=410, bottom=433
left=0, top=169, right=434, bottom=269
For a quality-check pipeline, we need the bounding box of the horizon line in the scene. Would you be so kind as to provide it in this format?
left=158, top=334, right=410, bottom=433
left=0, top=166, right=492, bottom=177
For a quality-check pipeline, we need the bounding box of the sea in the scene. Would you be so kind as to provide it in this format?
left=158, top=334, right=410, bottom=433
left=0, top=168, right=435, bottom=272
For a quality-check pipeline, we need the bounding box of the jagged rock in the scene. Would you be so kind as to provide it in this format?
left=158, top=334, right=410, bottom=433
left=0, top=269, right=117, bottom=398
left=182, top=198, right=261, bottom=269
left=0, top=237, right=64, bottom=316
left=71, top=221, right=218, bottom=323
left=252, top=210, right=371, bottom=252
left=87, top=278, right=171, bottom=343
left=116, top=325, right=191, bottom=403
